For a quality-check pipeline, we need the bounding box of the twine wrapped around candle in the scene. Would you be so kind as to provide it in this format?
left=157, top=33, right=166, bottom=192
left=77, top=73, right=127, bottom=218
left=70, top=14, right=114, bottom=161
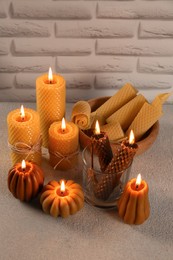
left=7, top=107, right=42, bottom=165
left=8, top=136, right=42, bottom=164
left=49, top=148, right=79, bottom=170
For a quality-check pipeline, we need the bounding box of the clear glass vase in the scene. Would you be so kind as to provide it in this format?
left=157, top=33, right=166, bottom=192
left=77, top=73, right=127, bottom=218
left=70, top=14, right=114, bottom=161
left=82, top=145, right=132, bottom=208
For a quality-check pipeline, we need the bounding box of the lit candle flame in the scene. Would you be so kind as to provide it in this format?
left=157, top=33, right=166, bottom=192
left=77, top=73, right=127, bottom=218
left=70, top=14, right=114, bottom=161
left=21, top=160, right=26, bottom=170
left=61, top=117, right=66, bottom=132
left=136, top=173, right=142, bottom=188
left=129, top=130, right=135, bottom=145
left=48, top=67, right=53, bottom=83
left=60, top=180, right=66, bottom=194
left=20, top=105, right=25, bottom=120
left=95, top=120, right=100, bottom=135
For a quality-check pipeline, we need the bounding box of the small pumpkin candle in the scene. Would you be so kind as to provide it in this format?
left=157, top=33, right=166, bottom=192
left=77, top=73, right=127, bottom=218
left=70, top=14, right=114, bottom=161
left=48, top=118, right=79, bottom=170
left=40, top=179, right=84, bottom=218
left=118, top=173, right=150, bottom=225
left=8, top=160, right=44, bottom=202
left=7, top=105, right=42, bottom=165
left=36, top=67, right=66, bottom=148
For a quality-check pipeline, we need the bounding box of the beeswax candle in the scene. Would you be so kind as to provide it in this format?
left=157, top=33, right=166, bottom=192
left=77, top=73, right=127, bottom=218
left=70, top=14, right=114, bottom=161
left=36, top=68, right=66, bottom=148
left=118, top=174, right=150, bottom=225
left=48, top=118, right=79, bottom=170
left=8, top=160, right=44, bottom=202
left=7, top=106, right=41, bottom=165
left=40, top=179, right=84, bottom=218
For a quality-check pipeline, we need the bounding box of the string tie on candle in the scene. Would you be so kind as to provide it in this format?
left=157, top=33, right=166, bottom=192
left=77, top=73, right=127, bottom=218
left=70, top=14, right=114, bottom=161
left=8, top=135, right=42, bottom=160
left=49, top=148, right=79, bottom=170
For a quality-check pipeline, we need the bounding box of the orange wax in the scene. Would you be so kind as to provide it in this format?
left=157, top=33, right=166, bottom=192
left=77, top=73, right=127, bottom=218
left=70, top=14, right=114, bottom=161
left=7, top=108, right=41, bottom=165
left=40, top=180, right=84, bottom=218
left=48, top=121, right=79, bottom=170
left=8, top=161, right=44, bottom=202
left=36, top=73, right=66, bottom=148
left=118, top=178, right=150, bottom=225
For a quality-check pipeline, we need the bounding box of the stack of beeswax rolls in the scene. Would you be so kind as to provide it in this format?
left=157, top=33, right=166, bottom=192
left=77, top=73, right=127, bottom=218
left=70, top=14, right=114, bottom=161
left=71, top=83, right=171, bottom=142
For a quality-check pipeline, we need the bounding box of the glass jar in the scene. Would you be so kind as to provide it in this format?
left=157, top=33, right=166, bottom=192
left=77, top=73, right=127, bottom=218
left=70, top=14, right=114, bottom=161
left=82, top=145, right=132, bottom=208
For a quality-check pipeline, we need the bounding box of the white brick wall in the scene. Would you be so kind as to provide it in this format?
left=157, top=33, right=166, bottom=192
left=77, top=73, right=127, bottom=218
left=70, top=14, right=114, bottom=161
left=0, top=0, right=173, bottom=103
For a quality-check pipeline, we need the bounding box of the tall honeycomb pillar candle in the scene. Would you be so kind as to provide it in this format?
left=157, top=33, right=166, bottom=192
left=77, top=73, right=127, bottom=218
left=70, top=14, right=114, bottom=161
left=48, top=118, right=79, bottom=171
left=36, top=67, right=66, bottom=148
left=7, top=105, right=42, bottom=165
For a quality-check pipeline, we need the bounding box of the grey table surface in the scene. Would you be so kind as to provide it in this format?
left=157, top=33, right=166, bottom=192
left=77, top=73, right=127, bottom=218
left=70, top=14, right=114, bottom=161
left=0, top=102, right=173, bottom=260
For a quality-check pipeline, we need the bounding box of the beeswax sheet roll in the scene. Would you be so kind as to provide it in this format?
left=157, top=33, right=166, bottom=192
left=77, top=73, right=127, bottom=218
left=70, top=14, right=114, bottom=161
left=100, top=122, right=124, bottom=142
left=126, top=102, right=162, bottom=141
left=71, top=101, right=91, bottom=130
left=106, top=94, right=146, bottom=131
left=91, top=83, right=138, bottom=124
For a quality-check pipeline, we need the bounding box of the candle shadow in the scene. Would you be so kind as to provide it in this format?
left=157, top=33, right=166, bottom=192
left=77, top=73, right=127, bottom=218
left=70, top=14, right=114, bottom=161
left=130, top=190, right=173, bottom=244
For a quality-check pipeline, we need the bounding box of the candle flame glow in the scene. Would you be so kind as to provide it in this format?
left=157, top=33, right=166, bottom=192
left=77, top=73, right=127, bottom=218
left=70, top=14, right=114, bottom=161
left=48, top=67, right=53, bottom=83
left=20, top=105, right=25, bottom=120
left=21, top=160, right=26, bottom=170
left=61, top=117, right=66, bottom=132
left=129, top=130, right=135, bottom=145
left=95, top=120, right=100, bottom=135
left=136, top=173, right=142, bottom=187
left=60, top=180, right=66, bottom=193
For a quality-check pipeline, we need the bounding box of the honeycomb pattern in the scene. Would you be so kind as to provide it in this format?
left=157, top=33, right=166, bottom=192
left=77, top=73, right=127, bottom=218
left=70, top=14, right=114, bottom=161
left=92, top=83, right=137, bottom=121
left=7, top=108, right=41, bottom=165
left=36, top=74, right=66, bottom=148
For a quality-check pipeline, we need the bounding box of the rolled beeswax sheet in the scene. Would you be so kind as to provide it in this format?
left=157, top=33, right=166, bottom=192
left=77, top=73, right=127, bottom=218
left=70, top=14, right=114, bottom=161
left=106, top=94, right=146, bottom=131
left=90, top=83, right=138, bottom=124
left=71, top=101, right=91, bottom=130
left=36, top=73, right=66, bottom=148
left=126, top=102, right=162, bottom=141
left=152, top=93, right=171, bottom=113
left=100, top=122, right=124, bottom=141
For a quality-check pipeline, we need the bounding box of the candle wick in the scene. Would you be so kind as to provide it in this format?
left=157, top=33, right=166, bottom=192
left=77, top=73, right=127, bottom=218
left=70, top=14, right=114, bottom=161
left=136, top=184, right=138, bottom=189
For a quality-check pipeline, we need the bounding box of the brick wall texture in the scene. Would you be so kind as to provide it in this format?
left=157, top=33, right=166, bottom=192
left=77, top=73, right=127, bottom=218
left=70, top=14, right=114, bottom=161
left=0, top=0, right=173, bottom=103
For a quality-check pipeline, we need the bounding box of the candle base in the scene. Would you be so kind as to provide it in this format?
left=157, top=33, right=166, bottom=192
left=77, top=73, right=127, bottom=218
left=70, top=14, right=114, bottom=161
left=49, top=149, right=79, bottom=171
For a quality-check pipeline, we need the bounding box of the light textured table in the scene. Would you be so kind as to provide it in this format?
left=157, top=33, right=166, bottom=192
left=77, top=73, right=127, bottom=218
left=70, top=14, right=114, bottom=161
left=0, top=102, right=173, bottom=260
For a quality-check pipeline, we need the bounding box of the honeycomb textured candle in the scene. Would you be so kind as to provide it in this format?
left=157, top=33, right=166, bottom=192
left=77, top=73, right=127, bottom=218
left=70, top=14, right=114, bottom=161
left=36, top=73, right=66, bottom=148
left=7, top=108, right=41, bottom=165
left=49, top=121, right=79, bottom=170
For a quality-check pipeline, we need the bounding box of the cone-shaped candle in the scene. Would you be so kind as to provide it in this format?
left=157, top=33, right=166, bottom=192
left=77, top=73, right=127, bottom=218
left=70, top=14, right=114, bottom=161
left=118, top=173, right=150, bottom=225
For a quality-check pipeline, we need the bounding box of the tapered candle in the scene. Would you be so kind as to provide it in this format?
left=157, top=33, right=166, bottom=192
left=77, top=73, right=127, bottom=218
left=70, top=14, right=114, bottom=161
left=118, top=173, right=150, bottom=225
left=48, top=118, right=79, bottom=170
left=7, top=105, right=41, bottom=165
left=36, top=67, right=66, bottom=148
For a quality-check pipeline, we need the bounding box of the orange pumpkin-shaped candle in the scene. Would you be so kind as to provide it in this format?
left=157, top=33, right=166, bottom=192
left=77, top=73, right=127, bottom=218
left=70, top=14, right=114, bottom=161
left=8, top=160, right=44, bottom=202
left=118, top=174, right=150, bottom=225
left=40, top=180, right=84, bottom=218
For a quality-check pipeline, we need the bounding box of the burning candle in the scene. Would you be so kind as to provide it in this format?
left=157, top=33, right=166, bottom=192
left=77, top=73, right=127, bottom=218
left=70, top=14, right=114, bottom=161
left=40, top=179, right=84, bottom=218
left=7, top=105, right=41, bottom=165
left=92, top=120, right=113, bottom=172
left=118, top=173, right=150, bottom=225
left=36, top=67, right=66, bottom=148
left=48, top=118, right=79, bottom=170
left=8, top=159, right=44, bottom=202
